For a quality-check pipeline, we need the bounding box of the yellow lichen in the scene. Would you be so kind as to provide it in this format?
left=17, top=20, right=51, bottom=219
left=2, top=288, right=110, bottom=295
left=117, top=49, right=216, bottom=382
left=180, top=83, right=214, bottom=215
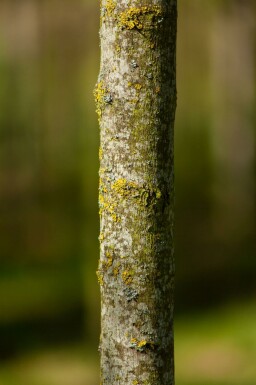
left=99, top=167, right=106, bottom=175
left=103, top=251, right=113, bottom=269
left=128, top=82, right=142, bottom=91
left=99, top=193, right=105, bottom=206
left=132, top=381, right=139, bottom=385
left=96, top=270, right=104, bottom=286
left=102, top=0, right=116, bottom=23
left=99, top=232, right=104, bottom=242
left=100, top=178, right=161, bottom=222
left=111, top=179, right=162, bottom=209
left=134, top=83, right=142, bottom=91
left=113, top=262, right=120, bottom=277
left=111, top=178, right=128, bottom=194
left=111, top=212, right=120, bottom=222
left=111, top=178, right=138, bottom=198
left=122, top=270, right=133, bottom=285
left=99, top=146, right=103, bottom=161
left=118, top=6, right=162, bottom=30
left=115, top=43, right=121, bottom=53
left=106, top=0, right=116, bottom=15
left=99, top=178, right=107, bottom=193
left=131, top=97, right=139, bottom=104
left=94, top=81, right=112, bottom=120
left=94, top=81, right=105, bottom=119
left=130, top=338, right=154, bottom=351
left=137, top=340, right=147, bottom=349
left=99, top=192, right=119, bottom=221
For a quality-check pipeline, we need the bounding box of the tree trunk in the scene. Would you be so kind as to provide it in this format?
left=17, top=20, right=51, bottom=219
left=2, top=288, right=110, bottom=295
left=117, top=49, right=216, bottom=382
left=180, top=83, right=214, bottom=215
left=95, top=1, right=177, bottom=384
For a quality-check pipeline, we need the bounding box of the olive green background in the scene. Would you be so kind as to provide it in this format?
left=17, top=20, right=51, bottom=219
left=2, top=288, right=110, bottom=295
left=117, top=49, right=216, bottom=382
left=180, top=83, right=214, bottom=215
left=0, top=1, right=255, bottom=384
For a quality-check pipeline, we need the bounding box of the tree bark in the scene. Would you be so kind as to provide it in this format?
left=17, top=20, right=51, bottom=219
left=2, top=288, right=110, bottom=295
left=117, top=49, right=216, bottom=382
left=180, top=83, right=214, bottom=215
left=95, top=1, right=177, bottom=384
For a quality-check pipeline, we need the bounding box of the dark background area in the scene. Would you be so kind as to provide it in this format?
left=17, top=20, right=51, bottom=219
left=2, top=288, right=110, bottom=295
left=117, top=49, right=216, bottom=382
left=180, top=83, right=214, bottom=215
left=0, top=1, right=255, bottom=384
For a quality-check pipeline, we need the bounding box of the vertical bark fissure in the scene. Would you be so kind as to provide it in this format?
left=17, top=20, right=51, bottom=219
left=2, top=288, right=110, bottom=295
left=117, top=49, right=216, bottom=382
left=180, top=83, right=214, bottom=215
left=95, top=1, right=177, bottom=384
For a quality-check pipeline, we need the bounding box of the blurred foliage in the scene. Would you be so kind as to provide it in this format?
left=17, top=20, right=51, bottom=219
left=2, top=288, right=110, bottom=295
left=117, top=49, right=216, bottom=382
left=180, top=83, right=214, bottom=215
left=0, top=302, right=255, bottom=385
left=0, top=0, right=255, bottom=383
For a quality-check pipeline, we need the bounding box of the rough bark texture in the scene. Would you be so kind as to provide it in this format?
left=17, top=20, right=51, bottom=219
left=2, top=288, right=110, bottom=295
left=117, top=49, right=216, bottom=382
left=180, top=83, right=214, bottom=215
left=95, top=1, right=177, bottom=384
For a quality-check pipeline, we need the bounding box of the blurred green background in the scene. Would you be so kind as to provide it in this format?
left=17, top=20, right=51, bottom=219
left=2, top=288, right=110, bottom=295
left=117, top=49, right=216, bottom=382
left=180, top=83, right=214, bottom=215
left=0, top=0, right=255, bottom=384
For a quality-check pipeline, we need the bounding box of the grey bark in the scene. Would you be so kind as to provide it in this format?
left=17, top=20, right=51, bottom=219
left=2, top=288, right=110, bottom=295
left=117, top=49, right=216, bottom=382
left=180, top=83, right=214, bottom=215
left=95, top=1, right=177, bottom=384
